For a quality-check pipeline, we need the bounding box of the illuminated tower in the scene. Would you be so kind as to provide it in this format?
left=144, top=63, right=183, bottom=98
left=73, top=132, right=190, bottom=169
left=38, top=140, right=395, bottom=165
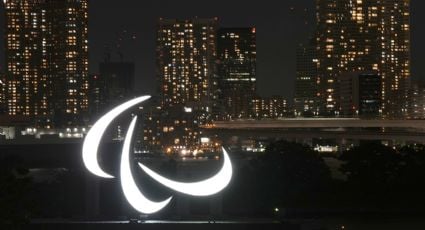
left=315, top=0, right=410, bottom=117
left=5, top=0, right=89, bottom=126
left=156, top=18, right=218, bottom=151
left=217, top=28, right=256, bottom=119
left=157, top=18, right=218, bottom=112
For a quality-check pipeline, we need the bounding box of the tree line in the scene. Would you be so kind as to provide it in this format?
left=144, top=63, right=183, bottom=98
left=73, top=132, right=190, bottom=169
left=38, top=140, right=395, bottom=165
left=223, top=141, right=425, bottom=217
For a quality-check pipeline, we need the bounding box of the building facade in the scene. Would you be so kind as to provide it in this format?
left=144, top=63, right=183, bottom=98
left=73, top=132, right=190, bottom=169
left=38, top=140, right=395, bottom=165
left=315, top=0, right=410, bottom=117
left=217, top=28, right=257, bottom=119
left=157, top=18, right=218, bottom=112
left=156, top=18, right=218, bottom=151
left=408, top=81, right=425, bottom=119
left=294, top=42, right=318, bottom=116
left=5, top=0, right=89, bottom=127
left=138, top=101, right=163, bottom=152
left=252, top=96, right=288, bottom=119
left=339, top=72, right=381, bottom=117
left=88, top=74, right=106, bottom=120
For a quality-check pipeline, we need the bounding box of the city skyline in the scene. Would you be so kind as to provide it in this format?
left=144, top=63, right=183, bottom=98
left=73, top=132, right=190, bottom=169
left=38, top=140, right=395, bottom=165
left=1, top=0, right=424, bottom=100
left=314, top=0, right=410, bottom=117
left=0, top=1, right=423, bottom=122
left=1, top=1, right=425, bottom=226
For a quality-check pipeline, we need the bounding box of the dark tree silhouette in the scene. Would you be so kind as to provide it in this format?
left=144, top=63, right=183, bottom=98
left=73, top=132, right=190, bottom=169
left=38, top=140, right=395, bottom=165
left=259, top=140, right=332, bottom=211
left=340, top=142, right=425, bottom=210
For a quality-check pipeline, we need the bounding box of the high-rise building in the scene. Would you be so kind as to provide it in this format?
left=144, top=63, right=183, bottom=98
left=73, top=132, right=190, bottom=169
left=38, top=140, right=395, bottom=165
left=315, top=0, right=410, bottom=117
left=157, top=18, right=218, bottom=112
left=217, top=28, right=256, bottom=119
left=88, top=74, right=106, bottom=119
left=408, top=81, right=425, bottom=119
left=339, top=72, right=381, bottom=117
left=294, top=42, right=319, bottom=116
left=5, top=0, right=89, bottom=127
left=156, top=18, right=218, bottom=151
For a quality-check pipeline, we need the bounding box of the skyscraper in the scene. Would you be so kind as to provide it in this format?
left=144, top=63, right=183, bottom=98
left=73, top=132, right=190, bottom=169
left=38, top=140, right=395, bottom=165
left=156, top=18, right=218, bottom=151
left=294, top=42, right=318, bottom=116
left=5, top=0, right=89, bottom=126
left=157, top=18, right=218, bottom=112
left=217, top=28, right=256, bottom=119
left=315, top=0, right=410, bottom=117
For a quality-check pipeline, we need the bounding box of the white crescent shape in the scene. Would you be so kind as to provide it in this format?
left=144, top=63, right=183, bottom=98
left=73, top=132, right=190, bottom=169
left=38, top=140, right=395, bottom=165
left=138, top=147, right=233, bottom=196
left=82, top=95, right=151, bottom=178
left=120, top=116, right=172, bottom=214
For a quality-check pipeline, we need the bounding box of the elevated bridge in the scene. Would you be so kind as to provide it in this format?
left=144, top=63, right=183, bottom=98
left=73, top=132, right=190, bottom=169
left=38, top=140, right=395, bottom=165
left=201, top=118, right=425, bottom=147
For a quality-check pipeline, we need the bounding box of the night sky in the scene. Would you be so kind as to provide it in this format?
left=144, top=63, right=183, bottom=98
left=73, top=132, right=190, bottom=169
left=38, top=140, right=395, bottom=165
left=0, top=0, right=424, bottom=100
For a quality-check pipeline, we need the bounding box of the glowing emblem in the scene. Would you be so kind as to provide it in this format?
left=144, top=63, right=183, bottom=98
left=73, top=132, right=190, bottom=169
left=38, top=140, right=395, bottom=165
left=82, top=96, right=233, bottom=214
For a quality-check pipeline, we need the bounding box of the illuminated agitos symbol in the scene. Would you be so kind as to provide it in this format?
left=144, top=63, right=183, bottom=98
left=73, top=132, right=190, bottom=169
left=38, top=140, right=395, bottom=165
left=82, top=96, right=233, bottom=214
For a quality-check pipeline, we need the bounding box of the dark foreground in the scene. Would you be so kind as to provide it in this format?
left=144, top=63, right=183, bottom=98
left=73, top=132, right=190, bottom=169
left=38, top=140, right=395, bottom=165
left=3, top=218, right=425, bottom=230
left=3, top=220, right=296, bottom=230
